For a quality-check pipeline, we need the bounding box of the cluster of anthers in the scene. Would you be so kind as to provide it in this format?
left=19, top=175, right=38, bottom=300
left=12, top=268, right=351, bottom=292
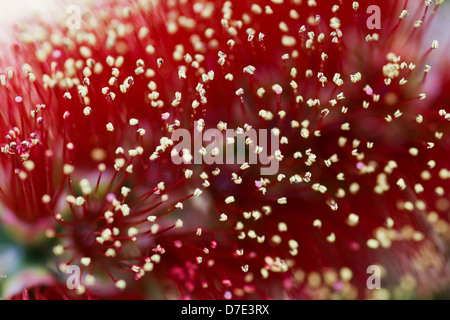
left=0, top=0, right=449, bottom=300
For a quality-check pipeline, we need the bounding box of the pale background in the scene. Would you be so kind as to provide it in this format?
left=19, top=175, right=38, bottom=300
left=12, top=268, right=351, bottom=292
left=0, top=0, right=75, bottom=42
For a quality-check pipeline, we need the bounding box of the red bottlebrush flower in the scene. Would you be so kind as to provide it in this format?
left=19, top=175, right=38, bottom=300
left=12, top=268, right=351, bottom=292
left=0, top=0, right=449, bottom=300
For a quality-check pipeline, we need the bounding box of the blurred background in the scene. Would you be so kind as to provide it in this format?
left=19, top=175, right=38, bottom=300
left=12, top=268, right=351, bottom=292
left=0, top=0, right=75, bottom=43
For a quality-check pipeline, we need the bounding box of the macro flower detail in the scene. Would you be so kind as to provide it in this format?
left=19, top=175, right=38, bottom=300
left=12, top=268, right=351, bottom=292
left=0, top=0, right=449, bottom=300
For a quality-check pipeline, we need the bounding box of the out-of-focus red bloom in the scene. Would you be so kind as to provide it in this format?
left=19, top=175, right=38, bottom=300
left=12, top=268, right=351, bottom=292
left=0, top=0, right=449, bottom=300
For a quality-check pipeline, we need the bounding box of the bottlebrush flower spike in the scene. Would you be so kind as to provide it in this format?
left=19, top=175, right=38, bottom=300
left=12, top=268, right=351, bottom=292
left=0, top=0, right=449, bottom=300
